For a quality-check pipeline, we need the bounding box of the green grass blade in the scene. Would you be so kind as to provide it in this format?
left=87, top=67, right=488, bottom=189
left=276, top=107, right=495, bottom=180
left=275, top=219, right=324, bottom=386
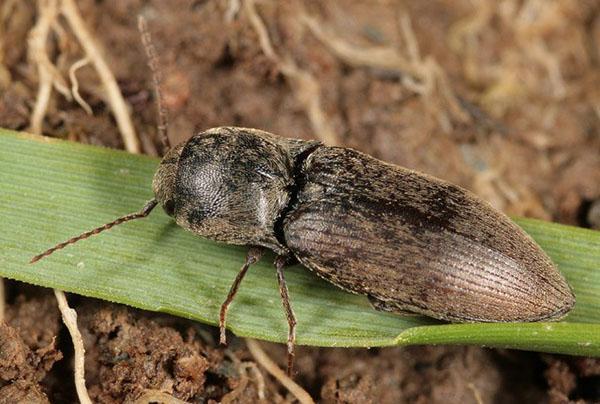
left=1, top=129, right=599, bottom=356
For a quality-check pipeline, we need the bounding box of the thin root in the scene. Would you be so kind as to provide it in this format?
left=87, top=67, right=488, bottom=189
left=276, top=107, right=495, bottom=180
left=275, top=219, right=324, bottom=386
left=31, top=0, right=72, bottom=100
left=0, top=278, right=4, bottom=323
left=224, top=350, right=267, bottom=401
left=29, top=69, right=52, bottom=135
left=302, top=13, right=419, bottom=77
left=220, top=369, right=249, bottom=404
left=133, top=390, right=190, bottom=404
left=225, top=0, right=241, bottom=22
left=246, top=339, right=314, bottom=404
left=53, top=290, right=92, bottom=404
left=244, top=0, right=341, bottom=145
left=242, top=361, right=266, bottom=400
left=0, top=0, right=20, bottom=88
left=467, top=382, right=484, bottom=404
left=28, top=0, right=61, bottom=134
left=528, top=41, right=566, bottom=99
left=302, top=13, right=470, bottom=131
left=68, top=56, right=93, bottom=115
left=60, top=0, right=140, bottom=153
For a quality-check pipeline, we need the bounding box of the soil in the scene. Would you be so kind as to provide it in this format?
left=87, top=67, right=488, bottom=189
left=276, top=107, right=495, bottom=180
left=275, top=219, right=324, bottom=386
left=1, top=0, right=599, bottom=402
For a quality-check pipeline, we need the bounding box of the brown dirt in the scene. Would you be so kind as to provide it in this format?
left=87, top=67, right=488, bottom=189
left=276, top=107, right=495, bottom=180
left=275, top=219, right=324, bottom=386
left=1, top=288, right=62, bottom=403
left=1, top=0, right=600, bottom=402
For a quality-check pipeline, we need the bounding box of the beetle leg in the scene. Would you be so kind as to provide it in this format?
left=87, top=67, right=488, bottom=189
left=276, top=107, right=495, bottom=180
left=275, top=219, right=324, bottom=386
left=367, top=295, right=397, bottom=312
left=275, top=255, right=297, bottom=376
left=219, top=247, right=264, bottom=345
left=368, top=295, right=418, bottom=316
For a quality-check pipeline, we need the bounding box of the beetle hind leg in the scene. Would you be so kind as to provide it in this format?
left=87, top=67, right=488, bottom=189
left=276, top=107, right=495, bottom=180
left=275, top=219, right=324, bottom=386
left=368, top=295, right=419, bottom=316
left=219, top=247, right=264, bottom=345
left=275, top=255, right=297, bottom=376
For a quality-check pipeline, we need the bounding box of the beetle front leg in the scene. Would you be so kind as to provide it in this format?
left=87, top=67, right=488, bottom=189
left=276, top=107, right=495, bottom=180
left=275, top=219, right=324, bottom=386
left=219, top=247, right=264, bottom=345
left=275, top=255, right=297, bottom=376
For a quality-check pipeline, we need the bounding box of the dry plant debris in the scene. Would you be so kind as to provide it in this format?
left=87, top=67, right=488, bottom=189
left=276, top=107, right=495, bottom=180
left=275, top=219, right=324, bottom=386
left=0, top=279, right=4, bottom=323
left=53, top=290, right=92, bottom=404
left=132, top=389, right=191, bottom=404
left=223, top=349, right=267, bottom=402
left=59, top=0, right=140, bottom=153
left=68, top=56, right=93, bottom=115
left=302, top=13, right=471, bottom=134
left=26, top=0, right=140, bottom=152
left=28, top=0, right=70, bottom=135
left=246, top=339, right=315, bottom=404
left=242, top=0, right=341, bottom=146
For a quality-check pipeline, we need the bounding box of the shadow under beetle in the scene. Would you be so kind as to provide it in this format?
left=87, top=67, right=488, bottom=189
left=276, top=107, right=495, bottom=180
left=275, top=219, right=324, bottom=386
left=31, top=17, right=575, bottom=376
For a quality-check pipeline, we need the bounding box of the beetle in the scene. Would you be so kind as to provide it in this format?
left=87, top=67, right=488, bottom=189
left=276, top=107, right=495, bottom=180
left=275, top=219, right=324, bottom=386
left=31, top=18, right=575, bottom=376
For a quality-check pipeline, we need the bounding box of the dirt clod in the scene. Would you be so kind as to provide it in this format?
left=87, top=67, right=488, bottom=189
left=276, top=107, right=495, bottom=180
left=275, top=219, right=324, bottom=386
left=77, top=302, right=230, bottom=403
left=546, top=359, right=578, bottom=404
left=0, top=322, right=62, bottom=404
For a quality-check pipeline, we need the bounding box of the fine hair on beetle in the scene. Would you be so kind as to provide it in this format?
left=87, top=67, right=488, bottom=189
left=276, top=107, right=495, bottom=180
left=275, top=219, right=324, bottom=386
left=32, top=16, right=576, bottom=377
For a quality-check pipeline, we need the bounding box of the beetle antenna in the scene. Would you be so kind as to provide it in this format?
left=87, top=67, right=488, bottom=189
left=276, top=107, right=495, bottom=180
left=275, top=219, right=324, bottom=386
left=138, top=16, right=170, bottom=154
left=30, top=199, right=158, bottom=264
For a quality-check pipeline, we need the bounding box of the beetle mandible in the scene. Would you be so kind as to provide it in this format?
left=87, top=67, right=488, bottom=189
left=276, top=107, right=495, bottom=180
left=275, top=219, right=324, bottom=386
left=31, top=17, right=575, bottom=376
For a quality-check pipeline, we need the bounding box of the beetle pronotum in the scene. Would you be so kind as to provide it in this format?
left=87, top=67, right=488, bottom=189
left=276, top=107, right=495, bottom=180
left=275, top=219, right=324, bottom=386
left=32, top=17, right=575, bottom=376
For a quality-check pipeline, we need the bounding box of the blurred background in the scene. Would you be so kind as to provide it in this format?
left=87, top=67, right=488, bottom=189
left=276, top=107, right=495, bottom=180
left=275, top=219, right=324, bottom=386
left=1, top=0, right=599, bottom=402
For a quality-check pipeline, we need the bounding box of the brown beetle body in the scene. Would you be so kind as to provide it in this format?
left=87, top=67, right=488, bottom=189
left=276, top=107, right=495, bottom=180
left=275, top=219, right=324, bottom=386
left=153, top=127, right=575, bottom=323
left=284, top=146, right=574, bottom=322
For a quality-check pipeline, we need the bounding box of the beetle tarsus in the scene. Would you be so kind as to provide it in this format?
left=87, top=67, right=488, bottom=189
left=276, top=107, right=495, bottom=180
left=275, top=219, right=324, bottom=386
left=275, top=255, right=297, bottom=376
left=219, top=247, right=264, bottom=345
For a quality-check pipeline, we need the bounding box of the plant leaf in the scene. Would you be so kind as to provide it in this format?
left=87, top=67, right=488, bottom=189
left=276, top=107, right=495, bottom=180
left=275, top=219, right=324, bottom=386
left=1, top=129, right=599, bottom=356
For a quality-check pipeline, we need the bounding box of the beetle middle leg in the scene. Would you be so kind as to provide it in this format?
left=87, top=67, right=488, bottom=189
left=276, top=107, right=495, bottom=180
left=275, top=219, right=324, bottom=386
left=275, top=255, right=297, bottom=376
left=219, top=247, right=264, bottom=345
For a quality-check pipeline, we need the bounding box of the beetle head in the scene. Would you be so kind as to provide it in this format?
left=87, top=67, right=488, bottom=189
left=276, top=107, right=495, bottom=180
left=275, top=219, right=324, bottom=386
left=153, top=141, right=184, bottom=217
